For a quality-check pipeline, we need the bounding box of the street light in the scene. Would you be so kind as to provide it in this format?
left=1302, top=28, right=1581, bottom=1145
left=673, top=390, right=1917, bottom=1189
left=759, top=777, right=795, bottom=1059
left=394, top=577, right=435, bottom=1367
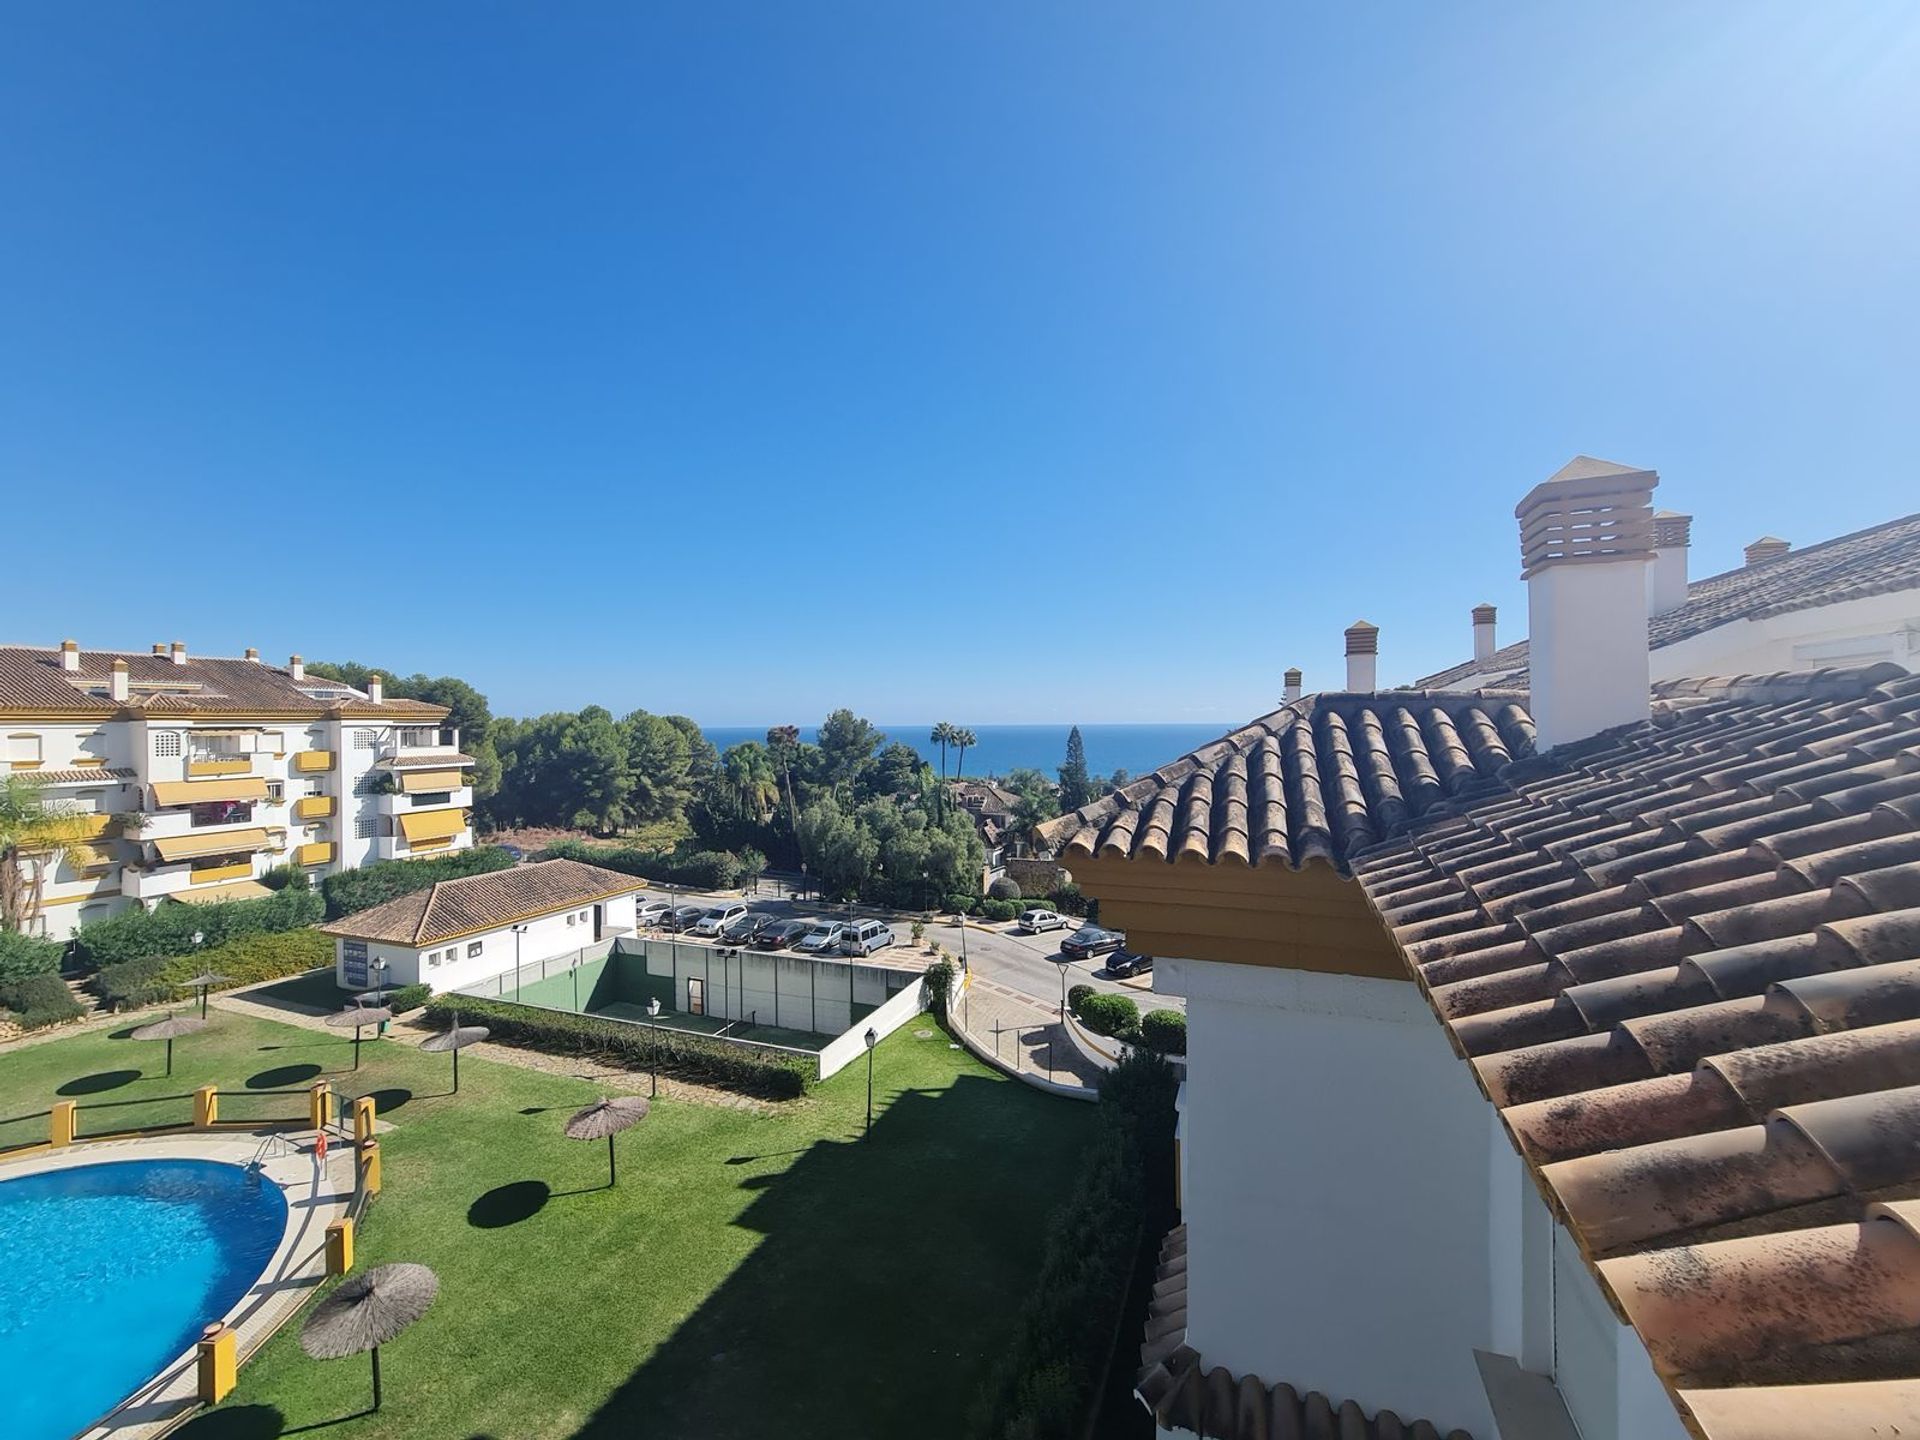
left=646, top=996, right=662, bottom=1096
left=191, top=930, right=205, bottom=950
left=570, top=953, right=582, bottom=1014
left=863, top=1026, right=879, bottom=1138
left=511, top=923, right=530, bottom=1002
left=372, top=957, right=391, bottom=1033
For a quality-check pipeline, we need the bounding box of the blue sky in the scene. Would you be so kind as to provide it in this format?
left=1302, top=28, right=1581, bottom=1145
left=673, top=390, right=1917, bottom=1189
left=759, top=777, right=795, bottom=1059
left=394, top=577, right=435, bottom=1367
left=4, top=4, right=1916, bottom=725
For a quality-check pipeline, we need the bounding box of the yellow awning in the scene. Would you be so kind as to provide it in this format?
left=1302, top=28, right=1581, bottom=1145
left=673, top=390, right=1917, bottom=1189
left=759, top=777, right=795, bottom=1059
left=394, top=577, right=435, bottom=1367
left=153, top=827, right=270, bottom=862
left=169, top=879, right=273, bottom=904
left=399, top=808, right=466, bottom=843
left=400, top=769, right=463, bottom=793
left=152, top=778, right=270, bottom=807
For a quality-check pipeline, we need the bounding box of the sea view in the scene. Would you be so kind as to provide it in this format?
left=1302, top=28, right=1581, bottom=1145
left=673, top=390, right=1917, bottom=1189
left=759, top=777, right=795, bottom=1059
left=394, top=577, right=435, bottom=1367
left=697, top=722, right=1232, bottom=782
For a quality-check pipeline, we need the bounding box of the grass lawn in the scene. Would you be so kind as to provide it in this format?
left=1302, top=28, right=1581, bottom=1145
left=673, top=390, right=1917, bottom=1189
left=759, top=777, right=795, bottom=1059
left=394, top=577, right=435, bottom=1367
left=0, top=1007, right=1093, bottom=1440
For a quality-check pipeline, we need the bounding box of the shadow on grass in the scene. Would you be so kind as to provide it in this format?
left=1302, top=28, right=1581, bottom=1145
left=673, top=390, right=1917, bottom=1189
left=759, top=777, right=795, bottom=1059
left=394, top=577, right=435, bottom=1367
left=57, top=1069, right=141, bottom=1096
left=173, top=1402, right=375, bottom=1438
left=360, top=1086, right=413, bottom=1115
left=723, top=1147, right=809, bottom=1166
left=247, top=1064, right=322, bottom=1090
left=108, top=1024, right=143, bottom=1041
left=469, top=1179, right=551, bottom=1228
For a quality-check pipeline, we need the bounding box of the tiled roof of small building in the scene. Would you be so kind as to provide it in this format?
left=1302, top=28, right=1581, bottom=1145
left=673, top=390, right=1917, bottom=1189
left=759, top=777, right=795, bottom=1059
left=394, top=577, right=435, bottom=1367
left=1350, top=663, right=1920, bottom=1439
left=1416, top=511, right=1920, bottom=690
left=1136, top=1226, right=1474, bottom=1440
left=0, top=645, right=446, bottom=718
left=1039, top=692, right=1536, bottom=873
left=320, top=858, right=646, bottom=947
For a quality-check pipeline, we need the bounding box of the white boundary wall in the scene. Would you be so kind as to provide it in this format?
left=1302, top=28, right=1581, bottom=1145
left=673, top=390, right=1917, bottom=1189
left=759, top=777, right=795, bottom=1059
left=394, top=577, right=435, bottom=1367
left=817, top=973, right=927, bottom=1078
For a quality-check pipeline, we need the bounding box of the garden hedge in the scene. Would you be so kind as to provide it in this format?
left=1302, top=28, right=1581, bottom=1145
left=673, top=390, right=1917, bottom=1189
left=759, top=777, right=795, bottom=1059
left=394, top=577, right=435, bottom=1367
left=73, top=886, right=324, bottom=969
left=91, top=929, right=336, bottom=1011
left=534, top=839, right=760, bottom=892
left=423, top=995, right=814, bottom=1100
left=1075, top=991, right=1140, bottom=1040
left=321, top=845, right=515, bottom=919
left=387, top=982, right=431, bottom=1014
left=0, top=929, right=64, bottom=985
left=1139, top=1007, right=1186, bottom=1056
left=0, top=972, right=83, bottom=1030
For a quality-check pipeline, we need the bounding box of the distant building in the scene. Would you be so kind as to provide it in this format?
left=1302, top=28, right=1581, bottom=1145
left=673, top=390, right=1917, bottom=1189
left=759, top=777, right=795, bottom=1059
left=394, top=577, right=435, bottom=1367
left=1, top=641, right=475, bottom=939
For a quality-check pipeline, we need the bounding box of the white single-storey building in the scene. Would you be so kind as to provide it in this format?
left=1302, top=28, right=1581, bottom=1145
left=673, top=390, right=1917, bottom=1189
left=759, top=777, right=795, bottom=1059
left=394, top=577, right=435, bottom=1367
left=319, top=857, right=644, bottom=995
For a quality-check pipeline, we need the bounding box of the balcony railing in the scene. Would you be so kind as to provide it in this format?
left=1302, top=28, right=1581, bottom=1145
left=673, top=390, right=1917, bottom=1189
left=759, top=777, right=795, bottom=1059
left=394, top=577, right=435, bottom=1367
left=187, top=758, right=252, bottom=777
left=293, top=751, right=335, bottom=774
left=293, top=795, right=335, bottom=820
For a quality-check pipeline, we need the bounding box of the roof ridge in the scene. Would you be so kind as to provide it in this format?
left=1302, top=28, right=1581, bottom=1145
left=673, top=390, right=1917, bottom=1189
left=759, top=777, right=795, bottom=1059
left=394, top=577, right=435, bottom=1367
left=1684, top=508, right=1920, bottom=591
left=413, top=878, right=451, bottom=945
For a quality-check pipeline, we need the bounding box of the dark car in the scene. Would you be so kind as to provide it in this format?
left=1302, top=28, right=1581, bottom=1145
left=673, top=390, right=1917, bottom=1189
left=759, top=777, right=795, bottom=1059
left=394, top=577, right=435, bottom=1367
left=717, top=911, right=770, bottom=944
left=1106, top=950, right=1153, bottom=979
left=752, top=918, right=813, bottom=951
left=665, top=904, right=705, bottom=933
left=1061, top=925, right=1126, bottom=960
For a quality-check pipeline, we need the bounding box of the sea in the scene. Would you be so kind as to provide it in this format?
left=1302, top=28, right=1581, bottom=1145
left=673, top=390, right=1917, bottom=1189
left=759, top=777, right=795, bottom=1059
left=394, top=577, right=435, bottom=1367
left=697, top=723, right=1230, bottom=783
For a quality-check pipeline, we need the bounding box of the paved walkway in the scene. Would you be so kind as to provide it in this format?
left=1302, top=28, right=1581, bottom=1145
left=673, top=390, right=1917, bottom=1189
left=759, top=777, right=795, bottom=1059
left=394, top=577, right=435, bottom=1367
left=954, top=971, right=1107, bottom=1092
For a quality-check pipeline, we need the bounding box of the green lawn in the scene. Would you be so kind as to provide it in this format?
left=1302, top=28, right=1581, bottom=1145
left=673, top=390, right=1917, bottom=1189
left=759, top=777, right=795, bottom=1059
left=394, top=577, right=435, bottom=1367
left=0, top=1008, right=1093, bottom=1440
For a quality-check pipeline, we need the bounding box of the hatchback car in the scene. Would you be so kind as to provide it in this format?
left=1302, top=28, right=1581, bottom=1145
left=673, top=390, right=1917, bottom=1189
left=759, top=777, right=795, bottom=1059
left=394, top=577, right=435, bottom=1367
left=693, top=902, right=749, bottom=938
left=1106, top=950, right=1153, bottom=979
left=635, top=898, right=673, bottom=927
left=840, top=919, right=896, bottom=957
left=1018, top=908, right=1068, bottom=933
left=752, top=918, right=814, bottom=951
left=1061, top=925, right=1126, bottom=960
left=717, top=911, right=770, bottom=944
left=794, top=922, right=849, bottom=955
left=665, top=904, right=705, bottom=933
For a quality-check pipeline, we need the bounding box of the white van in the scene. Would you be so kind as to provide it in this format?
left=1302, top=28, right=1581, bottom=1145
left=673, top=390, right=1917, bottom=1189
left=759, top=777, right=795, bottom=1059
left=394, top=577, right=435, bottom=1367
left=839, top=919, right=896, bottom=957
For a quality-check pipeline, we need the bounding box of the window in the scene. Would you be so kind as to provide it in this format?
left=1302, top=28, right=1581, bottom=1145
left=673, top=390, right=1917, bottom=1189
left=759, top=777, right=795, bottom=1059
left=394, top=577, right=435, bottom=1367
left=77, top=790, right=104, bottom=811
left=264, top=730, right=287, bottom=754
left=8, top=733, right=43, bottom=767
left=354, top=816, right=377, bottom=840
left=428, top=949, right=441, bottom=968
left=567, top=913, right=577, bottom=926
left=467, top=941, right=483, bottom=958
left=410, top=791, right=451, bottom=807
left=154, top=732, right=182, bottom=758
left=190, top=800, right=253, bottom=828
left=398, top=727, right=436, bottom=747
left=265, top=781, right=285, bottom=803
left=353, top=730, right=375, bottom=749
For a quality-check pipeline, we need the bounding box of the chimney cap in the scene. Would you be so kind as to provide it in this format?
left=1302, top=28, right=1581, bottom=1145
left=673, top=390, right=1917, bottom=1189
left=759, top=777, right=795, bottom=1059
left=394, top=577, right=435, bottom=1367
left=1515, top=456, right=1658, bottom=579
left=1745, top=536, right=1791, bottom=564
left=244, top=647, right=259, bottom=660
left=1471, top=603, right=1497, bottom=622
left=1653, top=510, right=1693, bottom=548
left=153, top=643, right=167, bottom=654
left=1344, top=620, right=1380, bottom=655
left=1283, top=666, right=1303, bottom=683
left=111, top=658, right=127, bottom=670
left=60, top=639, right=77, bottom=650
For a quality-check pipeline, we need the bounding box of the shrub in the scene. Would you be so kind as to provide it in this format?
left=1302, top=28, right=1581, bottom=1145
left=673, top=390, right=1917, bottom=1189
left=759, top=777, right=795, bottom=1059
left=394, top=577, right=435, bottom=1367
left=94, top=955, right=172, bottom=1011
left=1139, top=1007, right=1186, bottom=1056
left=534, top=839, right=756, bottom=891
left=73, top=886, right=324, bottom=969
left=923, top=958, right=957, bottom=1019
left=1049, top=882, right=1088, bottom=917
left=988, top=875, right=1023, bottom=900
left=0, top=972, right=83, bottom=1030
left=979, top=898, right=1022, bottom=923
left=258, top=863, right=311, bottom=892
left=423, top=995, right=814, bottom=1100
left=387, top=982, right=431, bottom=1014
left=322, top=846, right=515, bottom=919
left=92, top=929, right=335, bottom=1010
left=0, top=929, right=64, bottom=985
left=946, top=893, right=980, bottom=916
left=1066, top=983, right=1095, bottom=1016
left=1076, top=991, right=1139, bottom=1040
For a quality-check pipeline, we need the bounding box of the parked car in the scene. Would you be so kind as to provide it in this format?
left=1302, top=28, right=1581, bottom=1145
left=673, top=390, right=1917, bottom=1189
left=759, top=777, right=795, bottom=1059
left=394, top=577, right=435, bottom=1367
left=752, top=918, right=814, bottom=951
left=717, top=911, right=771, bottom=944
left=693, top=902, right=749, bottom=938
left=840, top=919, right=896, bottom=957
left=635, top=898, right=673, bottom=927
left=1061, top=925, right=1126, bottom=960
left=794, top=921, right=849, bottom=955
left=1106, top=950, right=1153, bottom=979
left=665, top=904, right=705, bottom=932
left=1018, top=907, right=1067, bottom=934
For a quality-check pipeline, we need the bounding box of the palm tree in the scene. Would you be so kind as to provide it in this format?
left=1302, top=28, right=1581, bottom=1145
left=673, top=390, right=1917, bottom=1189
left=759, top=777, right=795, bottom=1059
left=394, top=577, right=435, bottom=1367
left=723, top=744, right=780, bottom=822
left=929, top=722, right=956, bottom=818
left=0, top=775, right=94, bottom=935
left=766, top=725, right=806, bottom=866
left=951, top=727, right=977, bottom=779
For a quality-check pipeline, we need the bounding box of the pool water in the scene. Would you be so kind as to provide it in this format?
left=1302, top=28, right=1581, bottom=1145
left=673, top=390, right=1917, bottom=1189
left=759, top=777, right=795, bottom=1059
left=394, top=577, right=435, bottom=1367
left=0, top=1158, right=288, bottom=1440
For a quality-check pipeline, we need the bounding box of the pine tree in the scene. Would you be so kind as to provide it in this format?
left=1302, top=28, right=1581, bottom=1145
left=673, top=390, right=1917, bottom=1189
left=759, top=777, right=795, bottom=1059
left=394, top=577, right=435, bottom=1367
left=1058, top=725, right=1094, bottom=811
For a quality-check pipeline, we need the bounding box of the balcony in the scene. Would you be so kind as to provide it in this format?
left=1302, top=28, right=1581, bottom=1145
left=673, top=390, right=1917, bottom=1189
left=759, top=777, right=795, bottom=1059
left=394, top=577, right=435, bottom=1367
left=187, top=758, right=253, bottom=777
left=294, top=751, right=335, bottom=774
left=296, top=841, right=334, bottom=867
left=293, top=795, right=335, bottom=820
left=190, top=859, right=253, bottom=884
left=377, top=785, right=474, bottom=816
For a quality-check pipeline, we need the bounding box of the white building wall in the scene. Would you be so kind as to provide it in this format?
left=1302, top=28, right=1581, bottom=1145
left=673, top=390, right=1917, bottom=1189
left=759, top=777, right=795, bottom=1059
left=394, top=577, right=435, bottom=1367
left=1162, top=956, right=1498, bottom=1438
left=335, top=894, right=635, bottom=994
left=1651, top=586, right=1920, bottom=681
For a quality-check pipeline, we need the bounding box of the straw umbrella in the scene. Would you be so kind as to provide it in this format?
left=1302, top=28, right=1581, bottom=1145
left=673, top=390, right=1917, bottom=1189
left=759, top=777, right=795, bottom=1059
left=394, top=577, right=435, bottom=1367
left=173, top=971, right=229, bottom=1020
left=565, top=1095, right=650, bottom=1187
left=130, top=1013, right=206, bottom=1077
left=326, top=1005, right=394, bottom=1071
left=299, top=1261, right=438, bottom=1412
left=419, top=1017, right=489, bottom=1094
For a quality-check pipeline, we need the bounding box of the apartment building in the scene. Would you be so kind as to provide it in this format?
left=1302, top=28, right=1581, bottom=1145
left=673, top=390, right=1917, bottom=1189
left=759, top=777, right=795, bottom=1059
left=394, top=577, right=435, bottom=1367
left=2, top=641, right=475, bottom=940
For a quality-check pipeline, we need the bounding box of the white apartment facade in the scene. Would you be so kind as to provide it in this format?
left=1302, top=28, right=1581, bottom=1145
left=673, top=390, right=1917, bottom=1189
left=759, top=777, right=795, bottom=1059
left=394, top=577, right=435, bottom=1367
left=1, top=641, right=476, bottom=940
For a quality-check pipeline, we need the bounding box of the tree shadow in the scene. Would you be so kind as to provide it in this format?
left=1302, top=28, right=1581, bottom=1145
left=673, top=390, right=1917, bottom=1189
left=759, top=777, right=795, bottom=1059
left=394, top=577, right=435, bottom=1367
left=468, top=1179, right=551, bottom=1229
left=58, top=1069, right=141, bottom=1096
left=723, top=1147, right=809, bottom=1165
left=247, top=1063, right=322, bottom=1090
left=172, top=1403, right=285, bottom=1439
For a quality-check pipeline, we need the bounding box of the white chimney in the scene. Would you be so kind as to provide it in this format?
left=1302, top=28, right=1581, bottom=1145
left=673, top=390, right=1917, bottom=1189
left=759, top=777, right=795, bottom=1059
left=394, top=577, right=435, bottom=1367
left=1471, top=605, right=1497, bottom=665
left=367, top=673, right=385, bottom=704
left=110, top=659, right=129, bottom=702
left=59, top=639, right=80, bottom=672
left=170, top=640, right=187, bottom=666
left=245, top=647, right=260, bottom=662
left=1648, top=511, right=1692, bottom=616
left=1745, top=535, right=1790, bottom=565
left=1345, top=621, right=1379, bottom=692
left=289, top=654, right=306, bottom=683
left=1284, top=667, right=1303, bottom=704
left=1518, top=456, right=1657, bottom=750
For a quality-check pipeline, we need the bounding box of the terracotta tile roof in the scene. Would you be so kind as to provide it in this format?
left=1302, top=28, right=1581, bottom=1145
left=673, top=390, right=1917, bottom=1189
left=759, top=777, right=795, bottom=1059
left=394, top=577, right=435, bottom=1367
left=1039, top=692, right=1535, bottom=874
left=0, top=645, right=446, bottom=719
left=1417, top=511, right=1920, bottom=690
left=14, top=767, right=137, bottom=786
left=319, top=858, right=646, bottom=947
left=1349, top=662, right=1920, bottom=1438
left=376, top=751, right=476, bottom=770
left=1136, top=1226, right=1474, bottom=1440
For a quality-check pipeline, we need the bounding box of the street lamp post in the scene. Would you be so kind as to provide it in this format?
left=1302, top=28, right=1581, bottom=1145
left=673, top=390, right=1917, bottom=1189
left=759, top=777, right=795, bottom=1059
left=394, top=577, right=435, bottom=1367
left=646, top=997, right=662, bottom=1096
left=571, top=954, right=582, bottom=1014
left=512, top=924, right=530, bottom=1002
left=372, top=958, right=391, bottom=1034
left=862, top=1026, right=879, bottom=1138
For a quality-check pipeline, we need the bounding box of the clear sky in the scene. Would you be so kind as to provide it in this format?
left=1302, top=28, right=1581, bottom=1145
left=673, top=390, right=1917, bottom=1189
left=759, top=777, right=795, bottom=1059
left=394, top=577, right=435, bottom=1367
left=4, top=4, right=1916, bottom=725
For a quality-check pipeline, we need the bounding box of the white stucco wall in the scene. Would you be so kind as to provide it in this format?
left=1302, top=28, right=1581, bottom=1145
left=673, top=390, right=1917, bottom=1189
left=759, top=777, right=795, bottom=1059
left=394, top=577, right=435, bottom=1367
left=1651, top=585, right=1920, bottom=681
left=1162, top=956, right=1498, bottom=1438
left=1527, top=560, right=1652, bottom=750
left=335, top=891, right=636, bottom=994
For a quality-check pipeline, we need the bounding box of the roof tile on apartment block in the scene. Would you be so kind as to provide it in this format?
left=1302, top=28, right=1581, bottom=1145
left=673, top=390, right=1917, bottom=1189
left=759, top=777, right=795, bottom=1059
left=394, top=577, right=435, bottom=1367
left=1350, top=663, right=1920, bottom=1436
left=0, top=644, right=444, bottom=718
left=1040, top=692, right=1537, bottom=873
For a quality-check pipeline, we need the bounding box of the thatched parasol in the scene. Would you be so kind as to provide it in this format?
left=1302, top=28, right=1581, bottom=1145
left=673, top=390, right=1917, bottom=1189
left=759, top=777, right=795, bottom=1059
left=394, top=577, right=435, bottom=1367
left=326, top=1005, right=395, bottom=1070
left=419, top=1020, right=489, bottom=1094
left=173, top=971, right=230, bottom=1019
left=299, top=1261, right=438, bottom=1412
left=565, top=1095, right=650, bottom=1187
left=130, top=1012, right=207, bottom=1077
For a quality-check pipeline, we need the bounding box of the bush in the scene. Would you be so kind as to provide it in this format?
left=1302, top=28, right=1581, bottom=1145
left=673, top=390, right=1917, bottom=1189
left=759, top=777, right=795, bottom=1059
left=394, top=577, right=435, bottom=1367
left=73, top=886, right=324, bottom=969
left=946, top=893, right=980, bottom=916
left=387, top=982, right=431, bottom=1014
left=423, top=995, right=814, bottom=1100
left=0, top=929, right=64, bottom=985
left=258, top=863, right=311, bottom=892
left=534, top=839, right=757, bottom=892
left=979, top=898, right=1022, bottom=923
left=0, top=972, right=83, bottom=1030
left=322, top=846, right=515, bottom=919
left=988, top=875, right=1023, bottom=900
left=94, top=955, right=172, bottom=1011
left=1049, top=882, right=1088, bottom=917
left=1139, top=1007, right=1186, bottom=1056
left=1076, top=991, right=1139, bottom=1040
left=1066, top=983, right=1095, bottom=1016
left=923, top=958, right=957, bottom=1020
left=92, top=929, right=336, bottom=1010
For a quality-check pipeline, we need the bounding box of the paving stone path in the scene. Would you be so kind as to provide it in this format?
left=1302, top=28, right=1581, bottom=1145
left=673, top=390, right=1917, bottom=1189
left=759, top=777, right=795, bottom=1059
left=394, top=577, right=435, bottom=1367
left=954, top=972, right=1107, bottom=1092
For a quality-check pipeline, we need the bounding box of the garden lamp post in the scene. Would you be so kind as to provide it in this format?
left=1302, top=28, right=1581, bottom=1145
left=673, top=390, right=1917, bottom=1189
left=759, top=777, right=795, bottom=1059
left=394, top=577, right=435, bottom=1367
left=646, top=996, right=662, bottom=1096
left=1060, top=961, right=1068, bottom=1020
left=570, top=954, right=582, bottom=1013
left=863, top=1026, right=878, bottom=1138
left=371, top=957, right=391, bottom=1033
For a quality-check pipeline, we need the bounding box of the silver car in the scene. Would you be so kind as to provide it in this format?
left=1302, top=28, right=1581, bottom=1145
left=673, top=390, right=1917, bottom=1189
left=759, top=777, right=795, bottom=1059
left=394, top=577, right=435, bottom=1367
left=692, top=902, right=748, bottom=938
left=794, top=921, right=848, bottom=955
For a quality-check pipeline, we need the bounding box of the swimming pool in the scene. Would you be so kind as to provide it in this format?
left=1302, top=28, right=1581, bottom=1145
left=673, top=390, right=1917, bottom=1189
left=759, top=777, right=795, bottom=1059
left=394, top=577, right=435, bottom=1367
left=0, top=1157, right=288, bottom=1440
